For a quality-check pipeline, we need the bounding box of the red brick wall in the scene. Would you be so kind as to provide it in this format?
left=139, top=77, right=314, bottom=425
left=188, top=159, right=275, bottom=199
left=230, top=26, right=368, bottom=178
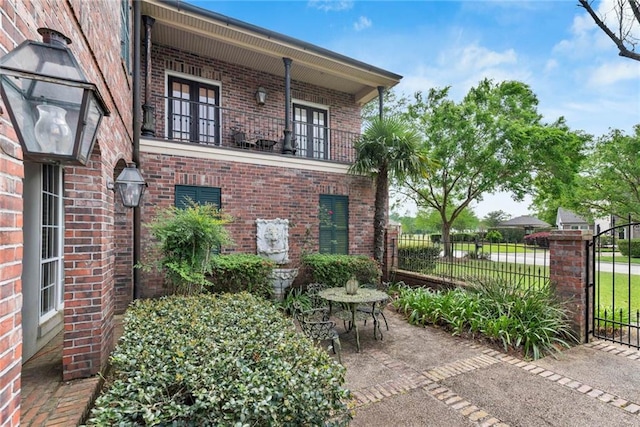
left=138, top=151, right=376, bottom=297
left=0, top=127, right=24, bottom=426
left=0, top=0, right=134, bottom=404
left=144, top=44, right=362, bottom=141
left=149, top=43, right=361, bottom=130
left=548, top=230, right=592, bottom=343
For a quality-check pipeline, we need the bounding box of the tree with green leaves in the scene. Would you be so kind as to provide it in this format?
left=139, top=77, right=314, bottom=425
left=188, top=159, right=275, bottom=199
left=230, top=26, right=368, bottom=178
left=416, top=206, right=479, bottom=234
left=398, top=79, right=586, bottom=257
left=349, top=115, right=432, bottom=265
left=529, top=118, right=591, bottom=224
left=575, top=125, right=640, bottom=221
left=482, top=210, right=511, bottom=229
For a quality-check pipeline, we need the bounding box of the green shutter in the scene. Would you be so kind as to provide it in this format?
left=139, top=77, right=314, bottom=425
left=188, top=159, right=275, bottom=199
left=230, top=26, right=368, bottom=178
left=332, top=196, right=349, bottom=254
left=175, top=185, right=221, bottom=209
left=120, top=0, right=130, bottom=72
left=319, top=195, right=348, bottom=254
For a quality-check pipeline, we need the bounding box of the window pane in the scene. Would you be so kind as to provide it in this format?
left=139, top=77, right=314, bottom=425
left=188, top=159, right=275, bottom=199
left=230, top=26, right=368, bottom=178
left=168, top=78, right=219, bottom=144
left=294, top=105, right=327, bottom=159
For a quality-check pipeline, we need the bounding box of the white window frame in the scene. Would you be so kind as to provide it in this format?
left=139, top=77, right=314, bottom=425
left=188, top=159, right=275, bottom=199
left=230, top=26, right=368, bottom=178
left=292, top=98, right=330, bottom=160
left=39, top=164, right=65, bottom=324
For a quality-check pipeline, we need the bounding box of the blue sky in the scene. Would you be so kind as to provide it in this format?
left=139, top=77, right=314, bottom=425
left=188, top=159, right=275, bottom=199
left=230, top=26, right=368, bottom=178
left=192, top=0, right=640, bottom=218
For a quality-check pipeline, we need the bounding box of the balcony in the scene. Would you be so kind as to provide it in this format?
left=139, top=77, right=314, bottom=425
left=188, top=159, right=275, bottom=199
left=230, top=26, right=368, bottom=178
left=143, top=95, right=360, bottom=164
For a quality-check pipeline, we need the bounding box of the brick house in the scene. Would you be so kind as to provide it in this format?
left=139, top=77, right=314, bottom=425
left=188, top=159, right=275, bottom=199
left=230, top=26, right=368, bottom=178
left=135, top=0, right=401, bottom=298
left=0, top=0, right=400, bottom=424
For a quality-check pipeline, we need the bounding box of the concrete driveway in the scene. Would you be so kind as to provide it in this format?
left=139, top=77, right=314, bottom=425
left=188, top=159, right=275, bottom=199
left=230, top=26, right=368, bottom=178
left=336, top=309, right=640, bottom=426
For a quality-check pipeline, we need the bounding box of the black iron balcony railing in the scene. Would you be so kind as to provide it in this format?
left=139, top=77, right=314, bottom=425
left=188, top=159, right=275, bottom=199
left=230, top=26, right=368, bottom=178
left=145, top=95, right=360, bottom=164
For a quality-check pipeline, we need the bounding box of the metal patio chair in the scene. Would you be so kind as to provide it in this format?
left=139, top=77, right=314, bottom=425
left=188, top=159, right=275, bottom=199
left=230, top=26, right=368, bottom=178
left=293, top=302, right=342, bottom=363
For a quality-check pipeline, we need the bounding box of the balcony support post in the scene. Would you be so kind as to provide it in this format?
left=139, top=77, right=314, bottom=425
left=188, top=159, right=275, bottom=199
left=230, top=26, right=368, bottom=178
left=141, top=15, right=156, bottom=137
left=378, top=85, right=385, bottom=119
left=282, top=57, right=294, bottom=155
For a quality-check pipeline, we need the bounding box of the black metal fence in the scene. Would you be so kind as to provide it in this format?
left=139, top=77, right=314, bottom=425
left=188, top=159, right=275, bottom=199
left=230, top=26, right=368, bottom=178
left=589, top=220, right=640, bottom=348
left=393, top=234, right=550, bottom=290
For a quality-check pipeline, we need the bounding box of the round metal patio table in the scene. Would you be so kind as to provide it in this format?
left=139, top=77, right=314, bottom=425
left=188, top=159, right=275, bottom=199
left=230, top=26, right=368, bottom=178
left=318, top=287, right=389, bottom=352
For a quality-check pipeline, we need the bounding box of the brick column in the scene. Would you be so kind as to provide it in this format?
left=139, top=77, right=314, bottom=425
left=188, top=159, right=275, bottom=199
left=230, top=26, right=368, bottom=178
left=548, top=229, right=592, bottom=344
left=62, top=160, right=115, bottom=380
left=383, top=226, right=399, bottom=282
left=0, top=143, right=24, bottom=426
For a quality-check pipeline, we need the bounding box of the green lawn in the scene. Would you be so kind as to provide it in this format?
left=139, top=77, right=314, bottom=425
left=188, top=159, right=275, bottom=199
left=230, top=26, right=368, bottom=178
left=593, top=270, right=640, bottom=315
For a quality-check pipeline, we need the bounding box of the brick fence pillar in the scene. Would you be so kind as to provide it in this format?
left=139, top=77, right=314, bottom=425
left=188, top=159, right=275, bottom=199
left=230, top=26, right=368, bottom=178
left=384, top=226, right=399, bottom=282
left=548, top=229, right=592, bottom=344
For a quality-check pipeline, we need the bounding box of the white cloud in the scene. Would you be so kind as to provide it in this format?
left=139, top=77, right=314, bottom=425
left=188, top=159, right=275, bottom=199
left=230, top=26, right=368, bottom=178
left=587, top=61, right=640, bottom=86
left=457, top=45, right=517, bottom=70
left=544, top=59, right=558, bottom=73
left=353, top=16, right=372, bottom=31
left=307, top=0, right=353, bottom=12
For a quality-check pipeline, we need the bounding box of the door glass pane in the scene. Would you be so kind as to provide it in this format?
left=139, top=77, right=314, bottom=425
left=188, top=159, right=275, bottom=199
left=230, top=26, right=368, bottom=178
left=40, top=165, right=63, bottom=318
left=294, top=106, right=308, bottom=158
left=312, top=111, right=326, bottom=159
left=198, top=87, right=217, bottom=144
left=171, top=81, right=191, bottom=141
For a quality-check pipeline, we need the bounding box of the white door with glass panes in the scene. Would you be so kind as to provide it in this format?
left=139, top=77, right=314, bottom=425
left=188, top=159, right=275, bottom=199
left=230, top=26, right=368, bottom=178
left=22, top=163, right=65, bottom=361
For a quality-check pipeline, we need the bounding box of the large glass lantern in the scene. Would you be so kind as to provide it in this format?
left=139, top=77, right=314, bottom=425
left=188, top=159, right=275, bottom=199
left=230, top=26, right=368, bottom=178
left=0, top=28, right=110, bottom=165
left=114, top=163, right=147, bottom=208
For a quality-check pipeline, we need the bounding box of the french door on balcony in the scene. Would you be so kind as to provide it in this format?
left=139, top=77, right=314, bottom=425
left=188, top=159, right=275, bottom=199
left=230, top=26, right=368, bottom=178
left=168, top=76, right=220, bottom=144
left=294, top=103, right=328, bottom=160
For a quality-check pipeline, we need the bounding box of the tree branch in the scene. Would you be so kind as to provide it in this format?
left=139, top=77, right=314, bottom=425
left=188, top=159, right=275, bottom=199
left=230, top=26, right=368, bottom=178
left=578, top=0, right=640, bottom=61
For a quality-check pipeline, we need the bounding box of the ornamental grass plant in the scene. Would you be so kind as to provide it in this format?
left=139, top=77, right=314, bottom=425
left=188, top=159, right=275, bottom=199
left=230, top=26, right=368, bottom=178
left=393, top=278, right=577, bottom=359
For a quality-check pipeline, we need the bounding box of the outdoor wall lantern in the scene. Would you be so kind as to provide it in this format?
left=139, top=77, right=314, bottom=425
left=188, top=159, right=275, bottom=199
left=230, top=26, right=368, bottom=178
left=0, top=28, right=110, bottom=165
left=255, top=86, right=267, bottom=105
left=114, top=163, right=147, bottom=208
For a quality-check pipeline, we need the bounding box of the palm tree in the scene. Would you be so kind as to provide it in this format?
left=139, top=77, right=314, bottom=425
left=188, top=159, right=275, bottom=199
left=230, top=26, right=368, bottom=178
left=349, top=115, right=431, bottom=266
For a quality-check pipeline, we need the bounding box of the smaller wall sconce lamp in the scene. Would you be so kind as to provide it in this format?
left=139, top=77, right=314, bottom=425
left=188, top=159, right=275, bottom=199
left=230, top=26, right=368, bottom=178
left=114, top=163, right=147, bottom=208
left=0, top=28, right=110, bottom=165
left=255, top=86, right=267, bottom=105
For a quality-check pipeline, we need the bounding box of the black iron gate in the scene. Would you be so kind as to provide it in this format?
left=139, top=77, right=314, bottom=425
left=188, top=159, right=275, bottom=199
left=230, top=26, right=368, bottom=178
left=588, top=219, right=640, bottom=348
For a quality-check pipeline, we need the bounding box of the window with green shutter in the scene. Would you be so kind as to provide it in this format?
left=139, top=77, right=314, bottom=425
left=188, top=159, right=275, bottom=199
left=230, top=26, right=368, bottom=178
left=175, top=185, right=221, bottom=209
left=319, top=195, right=348, bottom=254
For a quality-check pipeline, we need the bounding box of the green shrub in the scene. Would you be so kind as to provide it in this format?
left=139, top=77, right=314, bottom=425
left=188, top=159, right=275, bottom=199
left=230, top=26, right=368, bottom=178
left=208, top=253, right=275, bottom=298
left=617, top=239, right=640, bottom=258
left=87, top=293, right=351, bottom=426
left=450, top=233, right=477, bottom=242
left=301, top=253, right=381, bottom=287
left=397, top=246, right=440, bottom=273
left=485, top=230, right=503, bottom=243
left=393, top=278, right=577, bottom=359
left=142, top=203, right=233, bottom=295
left=491, top=227, right=525, bottom=243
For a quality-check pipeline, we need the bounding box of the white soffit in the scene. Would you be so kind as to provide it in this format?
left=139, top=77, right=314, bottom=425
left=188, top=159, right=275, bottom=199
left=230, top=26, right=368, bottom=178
left=141, top=0, right=401, bottom=104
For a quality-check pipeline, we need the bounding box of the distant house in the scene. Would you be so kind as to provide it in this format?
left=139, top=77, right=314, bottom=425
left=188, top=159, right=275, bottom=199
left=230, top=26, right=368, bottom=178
left=556, top=207, right=591, bottom=231
left=497, top=215, right=551, bottom=235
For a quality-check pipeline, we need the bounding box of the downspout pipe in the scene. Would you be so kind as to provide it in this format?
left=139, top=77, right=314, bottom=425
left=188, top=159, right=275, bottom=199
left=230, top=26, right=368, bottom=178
left=282, top=57, right=294, bottom=154
left=133, top=0, right=142, bottom=299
